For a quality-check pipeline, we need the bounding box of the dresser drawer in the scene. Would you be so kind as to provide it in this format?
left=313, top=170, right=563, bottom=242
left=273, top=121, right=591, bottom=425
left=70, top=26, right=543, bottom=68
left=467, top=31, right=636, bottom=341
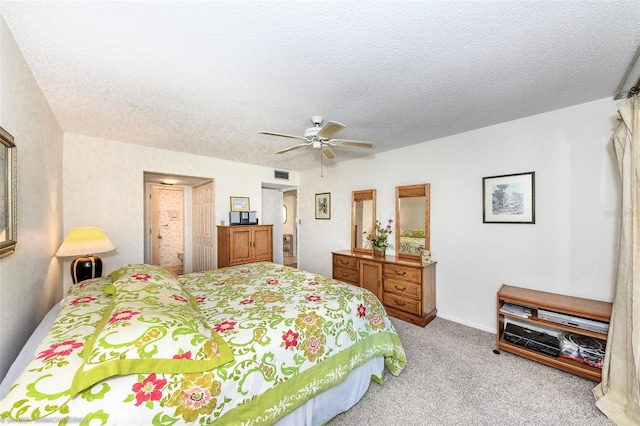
left=333, top=254, right=358, bottom=270
left=334, top=266, right=359, bottom=284
left=383, top=264, right=421, bottom=282
left=383, top=278, right=421, bottom=300
left=383, top=293, right=421, bottom=316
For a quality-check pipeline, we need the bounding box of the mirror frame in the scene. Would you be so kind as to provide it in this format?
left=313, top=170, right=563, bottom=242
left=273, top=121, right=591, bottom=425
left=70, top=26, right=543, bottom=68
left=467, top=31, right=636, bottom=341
left=351, top=189, right=376, bottom=255
left=0, top=126, right=16, bottom=259
left=395, top=183, right=430, bottom=261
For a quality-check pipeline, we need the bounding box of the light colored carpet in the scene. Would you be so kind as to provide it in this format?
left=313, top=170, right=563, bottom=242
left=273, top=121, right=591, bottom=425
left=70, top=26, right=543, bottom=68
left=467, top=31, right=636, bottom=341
left=330, top=317, right=613, bottom=425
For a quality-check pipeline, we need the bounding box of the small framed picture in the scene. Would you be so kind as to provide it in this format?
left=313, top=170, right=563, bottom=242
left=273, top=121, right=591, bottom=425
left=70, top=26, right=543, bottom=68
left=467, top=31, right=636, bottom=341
left=230, top=196, right=250, bottom=212
left=483, top=172, right=535, bottom=224
left=315, top=192, right=331, bottom=220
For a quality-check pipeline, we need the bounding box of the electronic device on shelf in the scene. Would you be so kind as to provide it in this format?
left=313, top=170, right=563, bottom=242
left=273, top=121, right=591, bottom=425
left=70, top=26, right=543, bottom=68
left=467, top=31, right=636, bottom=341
left=229, top=211, right=258, bottom=225
left=537, top=309, right=609, bottom=334
left=503, top=323, right=561, bottom=357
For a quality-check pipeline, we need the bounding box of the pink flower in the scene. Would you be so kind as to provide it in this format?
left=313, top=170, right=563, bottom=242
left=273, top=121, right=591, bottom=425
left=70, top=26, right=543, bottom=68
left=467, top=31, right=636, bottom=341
left=357, top=304, right=366, bottom=318
left=214, top=320, right=237, bottom=333
left=173, top=351, right=192, bottom=360
left=108, top=309, right=140, bottom=324
left=172, top=295, right=188, bottom=303
left=196, top=296, right=206, bottom=303
left=132, top=373, right=167, bottom=406
left=131, top=273, right=152, bottom=281
left=282, top=329, right=299, bottom=349
left=240, top=299, right=254, bottom=305
left=308, top=281, right=320, bottom=286
left=37, top=339, right=83, bottom=360
left=69, top=296, right=97, bottom=306
left=77, top=280, right=96, bottom=289
left=266, top=279, right=279, bottom=285
left=306, top=295, right=322, bottom=302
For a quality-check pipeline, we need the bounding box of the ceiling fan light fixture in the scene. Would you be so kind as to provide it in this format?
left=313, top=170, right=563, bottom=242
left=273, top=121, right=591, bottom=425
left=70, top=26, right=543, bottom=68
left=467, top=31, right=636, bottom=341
left=261, top=116, right=377, bottom=161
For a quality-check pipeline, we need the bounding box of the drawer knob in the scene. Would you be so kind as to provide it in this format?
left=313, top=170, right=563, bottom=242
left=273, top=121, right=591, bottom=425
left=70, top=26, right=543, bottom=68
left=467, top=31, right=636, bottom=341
left=395, top=271, right=407, bottom=275
left=395, top=300, right=406, bottom=306
left=394, top=285, right=406, bottom=291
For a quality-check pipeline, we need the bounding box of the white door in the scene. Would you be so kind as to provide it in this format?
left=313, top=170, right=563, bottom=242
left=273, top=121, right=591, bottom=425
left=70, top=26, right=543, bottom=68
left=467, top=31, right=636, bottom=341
left=193, top=181, right=215, bottom=271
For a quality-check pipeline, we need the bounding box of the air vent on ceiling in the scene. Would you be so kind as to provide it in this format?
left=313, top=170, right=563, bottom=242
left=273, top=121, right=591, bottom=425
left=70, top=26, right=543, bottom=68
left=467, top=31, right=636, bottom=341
left=274, top=170, right=289, bottom=180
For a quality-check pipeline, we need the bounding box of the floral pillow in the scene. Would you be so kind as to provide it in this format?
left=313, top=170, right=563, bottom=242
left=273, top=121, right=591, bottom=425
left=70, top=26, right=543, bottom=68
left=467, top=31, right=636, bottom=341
left=70, top=269, right=233, bottom=397
left=106, top=263, right=177, bottom=284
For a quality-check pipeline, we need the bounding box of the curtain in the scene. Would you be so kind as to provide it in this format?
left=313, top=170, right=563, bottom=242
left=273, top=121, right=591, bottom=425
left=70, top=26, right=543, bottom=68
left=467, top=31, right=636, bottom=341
left=593, top=95, right=640, bottom=425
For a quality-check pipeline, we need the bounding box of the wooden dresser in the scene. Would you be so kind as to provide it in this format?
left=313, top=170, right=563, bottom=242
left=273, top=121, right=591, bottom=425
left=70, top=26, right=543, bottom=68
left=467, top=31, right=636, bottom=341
left=332, top=250, right=436, bottom=326
left=218, top=225, right=273, bottom=267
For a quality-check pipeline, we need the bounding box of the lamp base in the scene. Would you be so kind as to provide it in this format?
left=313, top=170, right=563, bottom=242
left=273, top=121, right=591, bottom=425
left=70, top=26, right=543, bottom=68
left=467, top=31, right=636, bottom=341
left=70, top=255, right=103, bottom=284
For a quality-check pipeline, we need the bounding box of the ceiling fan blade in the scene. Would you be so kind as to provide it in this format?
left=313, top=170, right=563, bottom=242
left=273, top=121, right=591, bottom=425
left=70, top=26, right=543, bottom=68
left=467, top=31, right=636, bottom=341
left=275, top=143, right=309, bottom=154
left=316, top=121, right=345, bottom=139
left=329, top=139, right=377, bottom=149
left=322, top=146, right=336, bottom=160
left=259, top=131, right=308, bottom=142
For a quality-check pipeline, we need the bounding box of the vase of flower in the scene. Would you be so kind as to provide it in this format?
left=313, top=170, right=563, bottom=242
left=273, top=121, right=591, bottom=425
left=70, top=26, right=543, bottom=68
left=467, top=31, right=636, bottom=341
left=364, top=219, right=393, bottom=257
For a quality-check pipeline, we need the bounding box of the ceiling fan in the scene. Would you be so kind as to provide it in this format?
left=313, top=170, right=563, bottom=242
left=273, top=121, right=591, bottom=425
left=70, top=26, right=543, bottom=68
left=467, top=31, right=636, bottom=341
left=258, top=116, right=376, bottom=160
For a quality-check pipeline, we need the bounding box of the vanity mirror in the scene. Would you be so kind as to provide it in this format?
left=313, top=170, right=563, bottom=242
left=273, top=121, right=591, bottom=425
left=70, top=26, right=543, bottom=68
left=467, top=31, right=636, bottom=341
left=351, top=189, right=376, bottom=254
left=395, top=184, right=430, bottom=260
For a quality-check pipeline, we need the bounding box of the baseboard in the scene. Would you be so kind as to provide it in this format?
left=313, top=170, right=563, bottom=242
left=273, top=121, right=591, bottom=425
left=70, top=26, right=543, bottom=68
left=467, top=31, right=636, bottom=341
left=435, top=312, right=496, bottom=335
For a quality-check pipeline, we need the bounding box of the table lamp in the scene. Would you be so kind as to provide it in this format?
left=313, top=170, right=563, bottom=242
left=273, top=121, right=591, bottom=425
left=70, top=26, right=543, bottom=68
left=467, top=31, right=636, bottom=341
left=55, top=227, right=116, bottom=284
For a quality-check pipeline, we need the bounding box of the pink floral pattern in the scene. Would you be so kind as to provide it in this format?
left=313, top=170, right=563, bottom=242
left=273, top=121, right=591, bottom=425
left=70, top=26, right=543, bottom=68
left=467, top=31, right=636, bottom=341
left=108, top=309, right=140, bottom=324
left=213, top=320, right=237, bottom=333
left=36, top=339, right=83, bottom=361
left=282, top=330, right=299, bottom=349
left=132, top=374, right=167, bottom=407
left=69, top=296, right=97, bottom=306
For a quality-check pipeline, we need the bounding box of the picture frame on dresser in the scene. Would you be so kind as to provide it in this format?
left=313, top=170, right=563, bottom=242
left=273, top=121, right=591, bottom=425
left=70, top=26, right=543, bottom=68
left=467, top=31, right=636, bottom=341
left=315, top=192, right=331, bottom=219
left=483, top=171, right=535, bottom=224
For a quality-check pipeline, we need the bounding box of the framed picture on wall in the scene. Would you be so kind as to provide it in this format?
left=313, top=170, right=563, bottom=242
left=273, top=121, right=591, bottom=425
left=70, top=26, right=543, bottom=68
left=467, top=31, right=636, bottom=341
left=0, top=126, right=16, bottom=259
left=483, top=172, right=535, bottom=224
left=315, top=192, right=331, bottom=220
left=230, top=196, right=250, bottom=212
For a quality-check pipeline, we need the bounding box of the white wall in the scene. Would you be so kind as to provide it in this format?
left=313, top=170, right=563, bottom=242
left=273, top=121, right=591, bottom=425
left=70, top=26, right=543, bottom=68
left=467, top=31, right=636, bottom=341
left=298, top=98, right=620, bottom=333
left=61, top=134, right=300, bottom=293
left=0, top=17, right=63, bottom=381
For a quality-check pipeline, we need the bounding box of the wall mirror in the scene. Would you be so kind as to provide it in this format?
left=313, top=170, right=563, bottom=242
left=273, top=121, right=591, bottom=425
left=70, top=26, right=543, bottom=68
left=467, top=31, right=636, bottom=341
left=0, top=126, right=16, bottom=258
left=395, top=184, right=430, bottom=260
left=352, top=189, right=376, bottom=254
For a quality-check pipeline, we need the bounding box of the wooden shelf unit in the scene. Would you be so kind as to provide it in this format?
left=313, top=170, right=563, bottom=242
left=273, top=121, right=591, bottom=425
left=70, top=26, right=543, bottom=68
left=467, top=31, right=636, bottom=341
left=496, top=284, right=611, bottom=382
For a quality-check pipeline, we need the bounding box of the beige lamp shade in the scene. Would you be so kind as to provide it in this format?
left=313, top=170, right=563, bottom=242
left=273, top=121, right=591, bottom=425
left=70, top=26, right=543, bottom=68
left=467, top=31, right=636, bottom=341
left=55, top=227, right=116, bottom=257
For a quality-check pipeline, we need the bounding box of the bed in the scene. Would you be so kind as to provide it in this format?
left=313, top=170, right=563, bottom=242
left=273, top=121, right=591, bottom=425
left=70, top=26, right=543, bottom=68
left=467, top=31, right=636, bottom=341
left=0, top=262, right=406, bottom=425
left=398, top=229, right=426, bottom=254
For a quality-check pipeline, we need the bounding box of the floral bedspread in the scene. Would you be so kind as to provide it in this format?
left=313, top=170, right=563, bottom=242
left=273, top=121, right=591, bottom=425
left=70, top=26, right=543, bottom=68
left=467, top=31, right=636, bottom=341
left=0, top=262, right=406, bottom=425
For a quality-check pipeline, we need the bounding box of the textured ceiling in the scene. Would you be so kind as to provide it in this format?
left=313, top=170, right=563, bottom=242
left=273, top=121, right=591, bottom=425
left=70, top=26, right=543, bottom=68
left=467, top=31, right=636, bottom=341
left=0, top=1, right=639, bottom=171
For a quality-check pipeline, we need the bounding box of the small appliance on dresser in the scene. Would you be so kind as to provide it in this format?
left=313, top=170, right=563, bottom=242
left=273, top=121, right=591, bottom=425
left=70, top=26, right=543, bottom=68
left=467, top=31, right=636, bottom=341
left=229, top=211, right=258, bottom=225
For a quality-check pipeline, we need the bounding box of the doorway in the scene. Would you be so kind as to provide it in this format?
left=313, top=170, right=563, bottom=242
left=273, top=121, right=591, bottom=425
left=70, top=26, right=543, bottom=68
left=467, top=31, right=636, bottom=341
left=144, top=172, right=213, bottom=274
left=151, top=186, right=185, bottom=275
left=282, top=190, right=297, bottom=267
left=261, top=185, right=298, bottom=268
